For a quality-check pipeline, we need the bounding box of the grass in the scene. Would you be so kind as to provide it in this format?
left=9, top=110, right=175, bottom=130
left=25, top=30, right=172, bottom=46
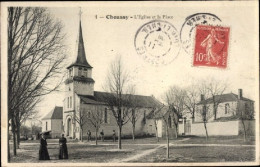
left=9, top=135, right=256, bottom=163
left=132, top=145, right=255, bottom=162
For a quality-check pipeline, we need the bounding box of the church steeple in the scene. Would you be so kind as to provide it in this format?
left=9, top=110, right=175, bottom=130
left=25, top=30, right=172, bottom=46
left=67, top=13, right=92, bottom=69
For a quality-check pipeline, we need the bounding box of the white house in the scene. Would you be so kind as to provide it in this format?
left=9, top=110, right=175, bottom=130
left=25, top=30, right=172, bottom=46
left=42, top=106, right=63, bottom=138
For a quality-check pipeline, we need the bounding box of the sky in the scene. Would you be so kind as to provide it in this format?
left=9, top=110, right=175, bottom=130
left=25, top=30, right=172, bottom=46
left=26, top=2, right=259, bottom=119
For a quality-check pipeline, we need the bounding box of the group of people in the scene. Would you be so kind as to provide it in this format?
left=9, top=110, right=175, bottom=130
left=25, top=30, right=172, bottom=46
left=87, top=129, right=116, bottom=142
left=39, top=129, right=117, bottom=160
left=39, top=133, right=68, bottom=160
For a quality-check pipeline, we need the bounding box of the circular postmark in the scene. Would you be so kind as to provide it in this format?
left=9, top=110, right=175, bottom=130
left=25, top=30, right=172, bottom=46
left=180, top=13, right=222, bottom=55
left=134, top=20, right=180, bottom=66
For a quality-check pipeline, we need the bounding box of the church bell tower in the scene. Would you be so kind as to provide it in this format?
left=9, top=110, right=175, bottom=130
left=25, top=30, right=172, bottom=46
left=65, top=15, right=95, bottom=96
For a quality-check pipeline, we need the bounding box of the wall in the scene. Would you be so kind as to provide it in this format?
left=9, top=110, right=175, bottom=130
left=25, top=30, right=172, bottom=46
left=195, top=102, right=237, bottom=122
left=74, top=103, right=154, bottom=139
left=238, top=120, right=255, bottom=136
left=51, top=119, right=63, bottom=138
left=191, top=120, right=239, bottom=136
left=42, top=119, right=52, bottom=132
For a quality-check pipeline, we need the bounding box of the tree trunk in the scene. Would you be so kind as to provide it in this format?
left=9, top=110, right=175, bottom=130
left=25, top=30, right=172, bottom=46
left=80, top=126, right=83, bottom=142
left=118, top=125, right=122, bottom=149
left=132, top=122, right=135, bottom=141
left=241, top=119, right=247, bottom=142
left=154, top=120, right=159, bottom=142
left=8, top=122, right=11, bottom=161
left=11, top=119, right=17, bottom=156
left=16, top=121, right=20, bottom=149
left=166, top=124, right=169, bottom=159
left=214, top=104, right=217, bottom=120
left=95, top=129, right=98, bottom=145
left=203, top=121, right=208, bottom=141
left=175, top=124, right=178, bottom=139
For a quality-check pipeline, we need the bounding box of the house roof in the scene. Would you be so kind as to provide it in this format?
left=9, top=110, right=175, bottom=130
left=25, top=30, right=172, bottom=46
left=42, top=106, right=63, bottom=120
left=197, top=93, right=254, bottom=105
left=77, top=91, right=162, bottom=108
left=67, top=21, right=92, bottom=69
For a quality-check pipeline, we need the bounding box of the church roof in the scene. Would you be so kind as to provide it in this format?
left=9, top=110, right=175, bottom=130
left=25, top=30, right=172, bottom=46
left=197, top=93, right=254, bottom=105
left=42, top=106, right=63, bottom=120
left=67, top=21, right=92, bottom=69
left=77, top=91, right=162, bottom=108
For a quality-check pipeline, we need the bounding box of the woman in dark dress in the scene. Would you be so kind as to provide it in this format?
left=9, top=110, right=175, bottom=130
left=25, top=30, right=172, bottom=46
left=59, top=134, right=68, bottom=159
left=39, top=133, right=50, bottom=160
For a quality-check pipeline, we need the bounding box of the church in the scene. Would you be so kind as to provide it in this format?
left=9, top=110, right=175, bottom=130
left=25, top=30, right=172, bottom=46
left=63, top=19, right=161, bottom=140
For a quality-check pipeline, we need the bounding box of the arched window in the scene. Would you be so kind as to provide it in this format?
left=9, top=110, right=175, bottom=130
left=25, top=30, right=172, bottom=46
left=83, top=68, right=88, bottom=77
left=78, top=67, right=82, bottom=76
left=104, top=108, right=108, bottom=123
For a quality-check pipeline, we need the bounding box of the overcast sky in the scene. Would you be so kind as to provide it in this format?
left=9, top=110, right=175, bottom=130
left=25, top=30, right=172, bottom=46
left=14, top=2, right=257, bottom=119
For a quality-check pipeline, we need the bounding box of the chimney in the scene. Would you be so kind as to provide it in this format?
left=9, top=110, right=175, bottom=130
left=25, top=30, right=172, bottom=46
left=201, top=94, right=205, bottom=101
left=238, top=89, right=243, bottom=100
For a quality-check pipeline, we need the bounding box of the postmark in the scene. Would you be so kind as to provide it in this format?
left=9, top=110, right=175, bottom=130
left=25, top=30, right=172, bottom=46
left=193, top=25, right=230, bottom=68
left=180, top=13, right=222, bottom=55
left=134, top=20, right=180, bottom=66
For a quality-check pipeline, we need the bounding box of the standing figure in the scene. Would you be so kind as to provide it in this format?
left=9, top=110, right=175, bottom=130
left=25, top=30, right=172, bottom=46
left=201, top=29, right=224, bottom=64
left=100, top=130, right=104, bottom=141
left=87, top=130, right=91, bottom=142
left=59, top=134, right=68, bottom=159
left=39, top=133, right=50, bottom=160
left=112, top=130, right=116, bottom=142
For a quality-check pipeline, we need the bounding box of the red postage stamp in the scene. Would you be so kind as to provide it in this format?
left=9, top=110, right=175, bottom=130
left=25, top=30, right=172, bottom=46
left=193, top=25, right=230, bottom=68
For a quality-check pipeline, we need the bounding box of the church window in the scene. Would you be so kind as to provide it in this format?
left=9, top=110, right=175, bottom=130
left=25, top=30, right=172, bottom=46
left=83, top=68, right=88, bottom=77
left=69, top=96, right=72, bottom=108
left=87, top=111, right=91, bottom=118
left=46, top=122, right=48, bottom=130
left=78, top=67, right=83, bottom=77
left=67, top=97, right=69, bottom=108
left=69, top=68, right=73, bottom=77
left=104, top=108, right=108, bottom=123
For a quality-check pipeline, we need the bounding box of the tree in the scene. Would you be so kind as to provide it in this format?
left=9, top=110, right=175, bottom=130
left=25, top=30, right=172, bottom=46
left=199, top=78, right=228, bottom=120
left=197, top=103, right=213, bottom=141
left=8, top=7, right=67, bottom=158
left=150, top=105, right=165, bottom=142
left=236, top=101, right=254, bottom=141
left=103, top=56, right=132, bottom=149
left=74, top=107, right=89, bottom=142
left=184, top=84, right=200, bottom=122
left=87, top=105, right=104, bottom=145
left=163, top=86, right=186, bottom=138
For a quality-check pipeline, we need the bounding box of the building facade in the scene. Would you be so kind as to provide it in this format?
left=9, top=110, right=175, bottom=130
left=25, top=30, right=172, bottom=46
left=63, top=19, right=161, bottom=140
left=42, top=106, right=63, bottom=138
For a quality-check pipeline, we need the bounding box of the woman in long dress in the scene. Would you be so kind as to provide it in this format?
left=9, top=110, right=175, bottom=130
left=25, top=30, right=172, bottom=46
left=39, top=133, right=50, bottom=160
left=59, top=134, right=68, bottom=159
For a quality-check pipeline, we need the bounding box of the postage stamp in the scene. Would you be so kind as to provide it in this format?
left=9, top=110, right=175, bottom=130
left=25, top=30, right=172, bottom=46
left=134, top=20, right=180, bottom=66
left=180, top=13, right=222, bottom=55
left=193, top=25, right=230, bottom=68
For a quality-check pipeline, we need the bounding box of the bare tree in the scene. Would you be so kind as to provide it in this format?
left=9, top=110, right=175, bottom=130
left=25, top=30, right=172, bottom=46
left=8, top=7, right=67, bottom=158
left=74, top=107, right=89, bottom=142
left=163, top=86, right=186, bottom=138
left=184, top=84, right=200, bottom=122
left=87, top=105, right=104, bottom=145
left=103, top=56, right=132, bottom=149
left=197, top=104, right=213, bottom=141
left=236, top=101, right=254, bottom=141
left=199, top=78, right=228, bottom=120
left=150, top=105, right=165, bottom=142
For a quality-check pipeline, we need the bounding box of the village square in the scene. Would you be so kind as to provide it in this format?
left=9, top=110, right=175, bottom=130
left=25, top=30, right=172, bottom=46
left=3, top=4, right=258, bottom=165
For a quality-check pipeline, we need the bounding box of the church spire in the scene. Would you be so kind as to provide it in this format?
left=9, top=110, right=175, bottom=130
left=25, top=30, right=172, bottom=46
left=67, top=8, right=92, bottom=69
